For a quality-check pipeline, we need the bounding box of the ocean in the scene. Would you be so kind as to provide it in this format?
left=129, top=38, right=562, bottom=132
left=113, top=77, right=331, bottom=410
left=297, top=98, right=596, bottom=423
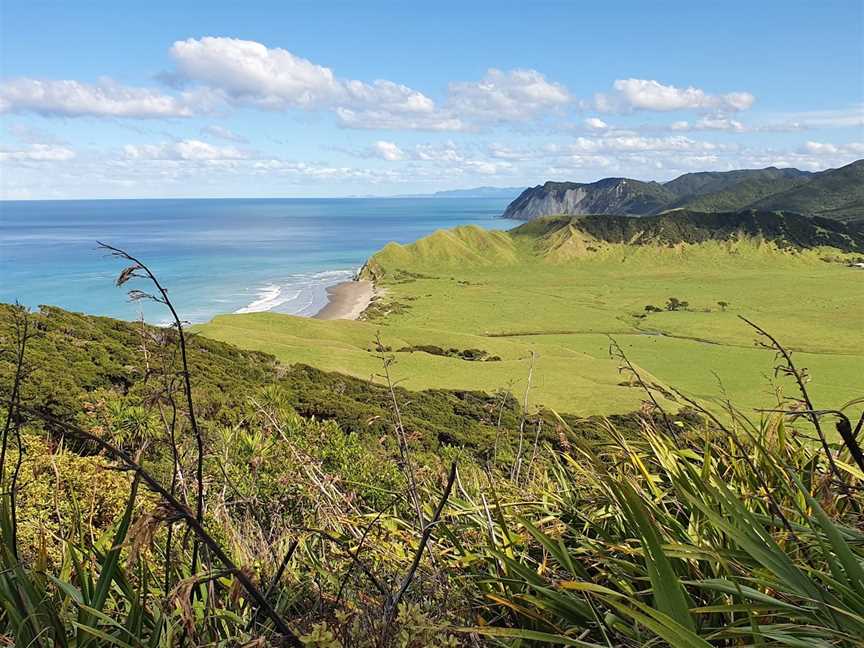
left=0, top=197, right=521, bottom=324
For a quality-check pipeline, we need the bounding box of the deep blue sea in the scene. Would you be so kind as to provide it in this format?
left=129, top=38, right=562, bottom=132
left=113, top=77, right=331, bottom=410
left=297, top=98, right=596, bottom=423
left=1, top=198, right=520, bottom=324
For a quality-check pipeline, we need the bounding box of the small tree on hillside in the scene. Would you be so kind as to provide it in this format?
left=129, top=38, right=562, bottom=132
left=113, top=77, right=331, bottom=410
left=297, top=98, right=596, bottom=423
left=666, top=297, right=688, bottom=311
left=718, top=300, right=729, bottom=311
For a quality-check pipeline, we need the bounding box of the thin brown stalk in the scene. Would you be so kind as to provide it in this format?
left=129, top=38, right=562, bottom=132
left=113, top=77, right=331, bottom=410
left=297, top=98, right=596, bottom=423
left=738, top=315, right=844, bottom=489
left=99, top=242, right=207, bottom=573
left=608, top=336, right=677, bottom=439
left=672, top=390, right=799, bottom=537
left=294, top=526, right=390, bottom=598
left=1, top=306, right=30, bottom=556
left=375, top=333, right=423, bottom=530
left=492, top=386, right=512, bottom=465
left=246, top=538, right=299, bottom=632
left=511, top=351, right=536, bottom=483
left=526, top=416, right=543, bottom=483
left=759, top=407, right=864, bottom=476
left=1, top=305, right=29, bottom=488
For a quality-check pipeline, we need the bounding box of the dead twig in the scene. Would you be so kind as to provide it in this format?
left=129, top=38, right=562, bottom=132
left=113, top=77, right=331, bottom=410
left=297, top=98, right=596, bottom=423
left=246, top=539, right=299, bottom=632
left=608, top=336, right=677, bottom=439
left=739, top=316, right=845, bottom=489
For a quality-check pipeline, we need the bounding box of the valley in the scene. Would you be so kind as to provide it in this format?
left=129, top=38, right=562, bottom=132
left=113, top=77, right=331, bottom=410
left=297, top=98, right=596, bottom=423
left=197, top=210, right=864, bottom=418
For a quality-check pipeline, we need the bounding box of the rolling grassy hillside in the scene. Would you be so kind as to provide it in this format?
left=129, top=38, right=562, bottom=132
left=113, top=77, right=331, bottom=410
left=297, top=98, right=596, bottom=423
left=197, top=211, right=864, bottom=418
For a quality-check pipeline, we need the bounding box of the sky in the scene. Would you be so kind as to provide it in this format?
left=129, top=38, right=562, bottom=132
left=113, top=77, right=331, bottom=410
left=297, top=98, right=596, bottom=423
left=1, top=0, right=862, bottom=199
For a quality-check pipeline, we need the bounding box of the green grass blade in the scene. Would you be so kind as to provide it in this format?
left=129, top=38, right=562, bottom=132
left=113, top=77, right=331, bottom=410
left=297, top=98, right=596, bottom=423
left=611, top=479, right=695, bottom=632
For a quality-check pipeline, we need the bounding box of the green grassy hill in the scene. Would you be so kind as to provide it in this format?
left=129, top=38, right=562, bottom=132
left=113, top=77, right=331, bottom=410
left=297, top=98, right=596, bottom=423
left=197, top=211, right=864, bottom=418
left=530, top=209, right=864, bottom=250
left=0, top=304, right=527, bottom=456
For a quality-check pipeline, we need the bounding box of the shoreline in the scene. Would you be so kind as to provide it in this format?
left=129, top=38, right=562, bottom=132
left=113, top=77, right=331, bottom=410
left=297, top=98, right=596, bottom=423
left=313, top=279, right=374, bottom=320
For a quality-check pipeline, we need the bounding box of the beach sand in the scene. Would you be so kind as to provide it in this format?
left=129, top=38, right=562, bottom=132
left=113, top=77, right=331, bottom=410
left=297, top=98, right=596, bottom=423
left=313, top=280, right=374, bottom=320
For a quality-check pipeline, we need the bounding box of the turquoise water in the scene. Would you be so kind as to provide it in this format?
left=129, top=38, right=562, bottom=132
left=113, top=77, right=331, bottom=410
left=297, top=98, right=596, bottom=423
left=1, top=198, right=520, bottom=324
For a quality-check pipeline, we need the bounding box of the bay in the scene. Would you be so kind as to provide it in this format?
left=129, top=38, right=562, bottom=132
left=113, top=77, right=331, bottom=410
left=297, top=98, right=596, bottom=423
left=0, top=197, right=520, bottom=324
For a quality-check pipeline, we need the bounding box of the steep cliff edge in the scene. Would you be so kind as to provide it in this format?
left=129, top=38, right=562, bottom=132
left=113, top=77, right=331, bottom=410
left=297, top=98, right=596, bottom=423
left=503, top=178, right=673, bottom=220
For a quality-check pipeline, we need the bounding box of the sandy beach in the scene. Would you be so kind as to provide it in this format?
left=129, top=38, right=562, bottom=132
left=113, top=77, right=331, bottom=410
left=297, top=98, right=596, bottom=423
left=313, top=280, right=374, bottom=320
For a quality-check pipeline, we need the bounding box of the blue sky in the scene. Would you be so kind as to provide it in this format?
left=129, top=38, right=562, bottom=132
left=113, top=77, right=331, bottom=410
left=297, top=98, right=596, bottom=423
left=1, top=0, right=862, bottom=199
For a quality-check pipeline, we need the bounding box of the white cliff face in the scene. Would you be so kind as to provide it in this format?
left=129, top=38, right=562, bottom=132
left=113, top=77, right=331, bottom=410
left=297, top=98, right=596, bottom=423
left=512, top=188, right=588, bottom=220
left=503, top=179, right=673, bottom=220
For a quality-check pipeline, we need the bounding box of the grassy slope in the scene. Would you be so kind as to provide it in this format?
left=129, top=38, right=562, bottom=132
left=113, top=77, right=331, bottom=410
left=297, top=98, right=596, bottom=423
left=197, top=224, right=863, bottom=416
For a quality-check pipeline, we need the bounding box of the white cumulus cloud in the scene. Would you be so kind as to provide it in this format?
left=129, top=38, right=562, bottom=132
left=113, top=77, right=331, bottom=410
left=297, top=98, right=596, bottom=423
left=122, top=139, right=249, bottom=160
left=447, top=68, right=571, bottom=122
left=1, top=36, right=580, bottom=133
left=334, top=107, right=464, bottom=131
left=569, top=134, right=721, bottom=154
left=369, top=140, right=405, bottom=161
left=596, top=79, right=755, bottom=113
left=170, top=36, right=343, bottom=110
left=802, top=141, right=864, bottom=155
left=170, top=37, right=453, bottom=130
left=584, top=117, right=609, bottom=130
left=670, top=115, right=747, bottom=132
left=0, top=143, right=76, bottom=161
left=0, top=78, right=194, bottom=118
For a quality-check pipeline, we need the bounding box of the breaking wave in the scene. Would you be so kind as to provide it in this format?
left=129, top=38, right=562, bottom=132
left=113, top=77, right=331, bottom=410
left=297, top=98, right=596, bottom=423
left=234, top=269, right=355, bottom=316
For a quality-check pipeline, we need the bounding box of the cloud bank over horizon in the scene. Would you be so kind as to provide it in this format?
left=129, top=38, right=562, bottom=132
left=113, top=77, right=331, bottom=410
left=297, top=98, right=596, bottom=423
left=1, top=21, right=862, bottom=199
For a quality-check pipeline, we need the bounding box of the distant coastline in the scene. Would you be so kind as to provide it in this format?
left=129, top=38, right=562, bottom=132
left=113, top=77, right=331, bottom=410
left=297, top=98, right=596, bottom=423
left=391, top=186, right=524, bottom=199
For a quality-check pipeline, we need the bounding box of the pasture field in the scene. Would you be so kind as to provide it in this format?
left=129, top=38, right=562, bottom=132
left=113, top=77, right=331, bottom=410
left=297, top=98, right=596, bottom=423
left=196, top=224, right=863, bottom=417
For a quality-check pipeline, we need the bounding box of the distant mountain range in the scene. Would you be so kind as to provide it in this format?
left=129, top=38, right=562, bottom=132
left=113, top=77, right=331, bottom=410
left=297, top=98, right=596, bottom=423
left=503, top=160, right=864, bottom=223
left=397, top=186, right=525, bottom=199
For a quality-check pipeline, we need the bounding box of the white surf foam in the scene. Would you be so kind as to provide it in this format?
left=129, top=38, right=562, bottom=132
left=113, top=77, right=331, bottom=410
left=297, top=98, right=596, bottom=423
left=233, top=269, right=354, bottom=316
left=234, top=284, right=299, bottom=314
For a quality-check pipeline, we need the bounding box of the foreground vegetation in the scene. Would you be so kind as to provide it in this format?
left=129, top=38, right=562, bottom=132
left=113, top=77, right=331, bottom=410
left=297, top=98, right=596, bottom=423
left=1, top=237, right=862, bottom=645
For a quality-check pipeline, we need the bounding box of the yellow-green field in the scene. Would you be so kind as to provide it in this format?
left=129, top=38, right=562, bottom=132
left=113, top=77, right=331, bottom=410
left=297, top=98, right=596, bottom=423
left=196, top=224, right=863, bottom=417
